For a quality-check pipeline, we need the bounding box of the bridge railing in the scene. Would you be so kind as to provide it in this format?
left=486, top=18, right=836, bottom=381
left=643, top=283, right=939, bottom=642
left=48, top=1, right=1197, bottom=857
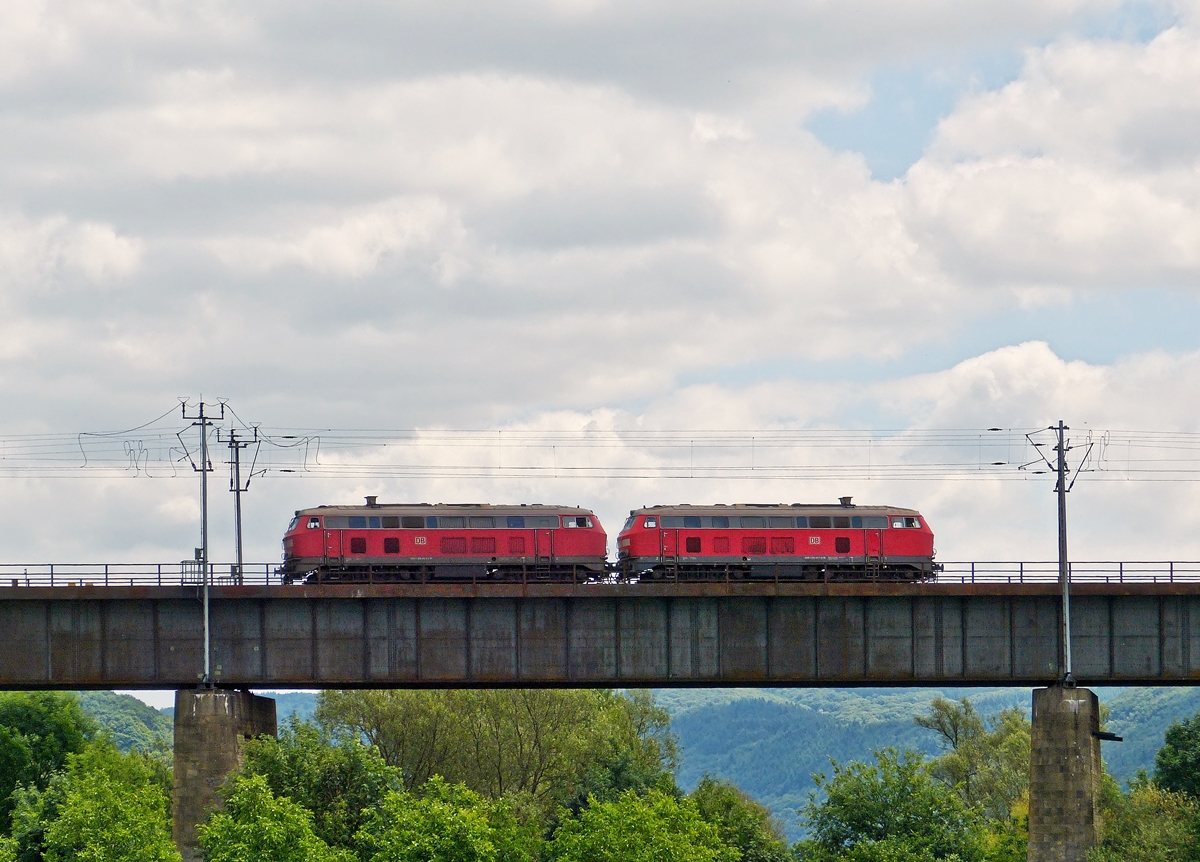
left=0, top=562, right=283, bottom=588
left=2, top=561, right=1200, bottom=588
left=936, top=561, right=1200, bottom=584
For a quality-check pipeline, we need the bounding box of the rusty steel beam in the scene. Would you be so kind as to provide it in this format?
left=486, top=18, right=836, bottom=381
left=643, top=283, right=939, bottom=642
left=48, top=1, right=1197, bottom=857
left=1, top=584, right=1198, bottom=688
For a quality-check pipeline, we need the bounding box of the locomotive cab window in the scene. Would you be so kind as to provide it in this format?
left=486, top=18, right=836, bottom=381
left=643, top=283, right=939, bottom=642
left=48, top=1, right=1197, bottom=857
left=622, top=516, right=635, bottom=530
left=307, top=517, right=320, bottom=529
left=564, top=516, right=593, bottom=528
left=288, top=515, right=300, bottom=531
left=893, top=517, right=921, bottom=528
left=643, top=517, right=657, bottom=528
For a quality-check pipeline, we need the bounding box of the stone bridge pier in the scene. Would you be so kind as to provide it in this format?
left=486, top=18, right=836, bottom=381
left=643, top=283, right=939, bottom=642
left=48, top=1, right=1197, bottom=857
left=1028, top=685, right=1103, bottom=862
left=172, top=689, right=277, bottom=862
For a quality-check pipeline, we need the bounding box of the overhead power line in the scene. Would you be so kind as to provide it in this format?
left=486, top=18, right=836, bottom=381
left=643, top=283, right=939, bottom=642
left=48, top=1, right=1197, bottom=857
left=0, top=407, right=1198, bottom=481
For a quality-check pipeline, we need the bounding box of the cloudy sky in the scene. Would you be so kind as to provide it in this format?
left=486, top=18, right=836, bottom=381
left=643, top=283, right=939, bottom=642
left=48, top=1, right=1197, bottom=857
left=4, top=0, right=1200, bottom=583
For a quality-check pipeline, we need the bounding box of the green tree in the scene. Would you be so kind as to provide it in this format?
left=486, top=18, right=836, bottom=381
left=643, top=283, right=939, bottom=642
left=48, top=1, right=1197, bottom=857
left=316, top=691, right=461, bottom=791
left=915, top=698, right=1030, bottom=822
left=1155, top=713, right=1200, bottom=798
left=0, top=837, right=16, bottom=862
left=317, top=689, right=677, bottom=819
left=242, top=716, right=401, bottom=850
left=356, top=776, right=538, bottom=862
left=9, top=742, right=175, bottom=862
left=1090, top=781, right=1200, bottom=862
left=41, top=745, right=178, bottom=862
left=794, top=749, right=985, bottom=862
left=0, top=693, right=97, bottom=830
left=198, top=773, right=351, bottom=862
left=549, top=789, right=737, bottom=862
left=690, top=776, right=789, bottom=862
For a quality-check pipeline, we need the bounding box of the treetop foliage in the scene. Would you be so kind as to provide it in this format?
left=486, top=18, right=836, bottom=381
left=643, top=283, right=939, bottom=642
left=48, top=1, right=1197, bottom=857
left=795, top=749, right=986, bottom=862
left=0, top=692, right=98, bottom=833
left=1154, top=713, right=1200, bottom=799
left=549, top=789, right=738, bottom=862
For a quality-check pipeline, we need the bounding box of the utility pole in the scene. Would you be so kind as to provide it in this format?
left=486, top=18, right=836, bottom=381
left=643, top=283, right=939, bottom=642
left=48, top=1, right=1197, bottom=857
left=224, top=426, right=258, bottom=585
left=182, top=399, right=224, bottom=687
left=1056, top=420, right=1074, bottom=685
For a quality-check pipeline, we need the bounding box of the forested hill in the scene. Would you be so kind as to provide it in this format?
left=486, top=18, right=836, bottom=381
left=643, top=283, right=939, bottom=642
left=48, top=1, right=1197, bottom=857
left=658, top=686, right=1200, bottom=839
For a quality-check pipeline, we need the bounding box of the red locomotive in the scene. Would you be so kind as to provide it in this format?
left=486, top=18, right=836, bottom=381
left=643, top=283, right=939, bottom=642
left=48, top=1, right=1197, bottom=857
left=280, top=498, right=608, bottom=583
left=615, top=498, right=935, bottom=580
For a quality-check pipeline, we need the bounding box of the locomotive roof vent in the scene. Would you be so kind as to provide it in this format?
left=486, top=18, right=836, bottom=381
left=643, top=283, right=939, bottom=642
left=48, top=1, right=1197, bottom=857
left=365, top=496, right=378, bottom=507
left=839, top=496, right=854, bottom=507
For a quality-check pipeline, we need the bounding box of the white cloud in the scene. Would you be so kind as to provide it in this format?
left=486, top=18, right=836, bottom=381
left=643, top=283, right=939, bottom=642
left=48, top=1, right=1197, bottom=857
left=0, top=214, right=143, bottom=288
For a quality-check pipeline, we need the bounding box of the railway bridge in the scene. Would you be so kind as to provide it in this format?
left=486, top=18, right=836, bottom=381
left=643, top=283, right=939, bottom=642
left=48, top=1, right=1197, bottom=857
left=2, top=560, right=1198, bottom=862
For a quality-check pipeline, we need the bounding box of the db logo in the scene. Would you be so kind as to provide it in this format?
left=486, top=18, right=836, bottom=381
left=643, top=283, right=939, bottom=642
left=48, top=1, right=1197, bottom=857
left=414, top=536, right=427, bottom=545
left=809, top=536, right=821, bottom=544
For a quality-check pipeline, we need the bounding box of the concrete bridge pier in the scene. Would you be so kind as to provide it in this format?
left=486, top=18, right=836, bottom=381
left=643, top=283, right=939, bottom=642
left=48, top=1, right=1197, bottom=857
left=1028, top=685, right=1103, bottom=862
left=172, top=689, right=277, bottom=862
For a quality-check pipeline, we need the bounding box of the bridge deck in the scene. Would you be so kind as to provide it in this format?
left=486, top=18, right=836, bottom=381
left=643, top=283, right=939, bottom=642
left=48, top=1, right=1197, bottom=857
left=2, top=583, right=1198, bottom=688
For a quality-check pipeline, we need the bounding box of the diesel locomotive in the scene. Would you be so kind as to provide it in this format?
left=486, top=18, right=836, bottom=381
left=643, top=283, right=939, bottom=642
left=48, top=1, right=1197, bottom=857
left=280, top=496, right=936, bottom=583
left=280, top=499, right=608, bottom=583
left=615, top=499, right=935, bottom=580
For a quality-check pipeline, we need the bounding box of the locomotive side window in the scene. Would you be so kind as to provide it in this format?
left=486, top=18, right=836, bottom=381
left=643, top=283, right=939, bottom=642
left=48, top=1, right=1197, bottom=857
left=383, top=538, right=400, bottom=554
left=808, top=516, right=832, bottom=528
left=527, top=516, right=560, bottom=528
left=427, top=516, right=438, bottom=528
left=563, top=516, right=594, bottom=528
left=382, top=516, right=400, bottom=529
left=768, top=516, right=793, bottom=528
left=794, top=516, right=808, bottom=528
left=643, top=517, right=657, bottom=528
left=833, top=516, right=851, bottom=529
left=400, top=516, right=425, bottom=529
left=740, top=516, right=766, bottom=528
left=349, top=516, right=367, bottom=528
left=369, top=517, right=381, bottom=528
left=324, top=516, right=350, bottom=529
left=508, top=516, right=526, bottom=528
left=660, top=516, right=700, bottom=528
left=707, top=516, right=729, bottom=528
left=307, top=517, right=321, bottom=529
left=469, top=516, right=495, bottom=528
left=852, top=516, right=888, bottom=529
left=892, top=517, right=921, bottom=528
left=439, top=517, right=466, bottom=528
